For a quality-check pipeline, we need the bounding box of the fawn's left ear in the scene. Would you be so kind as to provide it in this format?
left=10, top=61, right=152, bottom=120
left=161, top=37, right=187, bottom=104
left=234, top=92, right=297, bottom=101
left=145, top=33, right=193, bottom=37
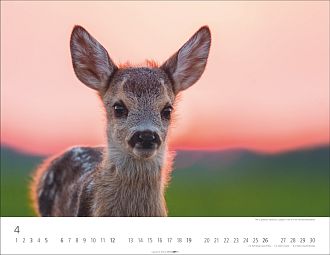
left=70, top=25, right=117, bottom=91
left=161, top=26, right=211, bottom=94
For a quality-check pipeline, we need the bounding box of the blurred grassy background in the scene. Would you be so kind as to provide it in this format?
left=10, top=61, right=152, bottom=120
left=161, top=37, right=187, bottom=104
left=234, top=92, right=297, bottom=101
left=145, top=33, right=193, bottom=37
left=1, top=145, right=329, bottom=216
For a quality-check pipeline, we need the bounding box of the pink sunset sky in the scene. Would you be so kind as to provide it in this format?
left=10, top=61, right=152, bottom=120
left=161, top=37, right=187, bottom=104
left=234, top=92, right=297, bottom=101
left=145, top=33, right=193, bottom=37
left=1, top=1, right=329, bottom=155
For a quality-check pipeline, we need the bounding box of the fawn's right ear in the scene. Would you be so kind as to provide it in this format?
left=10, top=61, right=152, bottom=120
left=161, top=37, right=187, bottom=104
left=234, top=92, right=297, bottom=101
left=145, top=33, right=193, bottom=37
left=70, top=25, right=117, bottom=91
left=161, top=26, right=211, bottom=94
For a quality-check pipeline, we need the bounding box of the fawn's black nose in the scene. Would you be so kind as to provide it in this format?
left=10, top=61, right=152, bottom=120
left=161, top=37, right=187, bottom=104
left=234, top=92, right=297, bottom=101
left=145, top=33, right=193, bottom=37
left=129, top=131, right=161, bottom=149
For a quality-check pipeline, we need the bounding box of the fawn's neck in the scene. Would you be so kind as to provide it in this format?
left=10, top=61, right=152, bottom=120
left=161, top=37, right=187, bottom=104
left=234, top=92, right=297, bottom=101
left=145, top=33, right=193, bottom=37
left=92, top=147, right=168, bottom=216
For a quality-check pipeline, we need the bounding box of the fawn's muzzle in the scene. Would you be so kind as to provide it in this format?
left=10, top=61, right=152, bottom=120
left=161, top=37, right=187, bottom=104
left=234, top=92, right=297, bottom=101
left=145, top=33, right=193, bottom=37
left=128, top=130, right=161, bottom=150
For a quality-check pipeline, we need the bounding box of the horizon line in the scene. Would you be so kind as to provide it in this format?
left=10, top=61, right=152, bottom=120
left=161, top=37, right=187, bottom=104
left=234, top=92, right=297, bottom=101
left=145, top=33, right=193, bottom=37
left=1, top=142, right=329, bottom=158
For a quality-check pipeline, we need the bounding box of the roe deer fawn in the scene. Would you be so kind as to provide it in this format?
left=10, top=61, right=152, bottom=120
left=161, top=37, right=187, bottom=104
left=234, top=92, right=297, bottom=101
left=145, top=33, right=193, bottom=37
left=31, top=25, right=211, bottom=216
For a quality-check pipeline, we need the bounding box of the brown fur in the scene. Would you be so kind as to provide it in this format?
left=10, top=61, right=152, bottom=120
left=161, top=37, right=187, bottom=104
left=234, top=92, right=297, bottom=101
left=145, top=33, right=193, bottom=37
left=118, top=59, right=159, bottom=69
left=31, top=25, right=211, bottom=216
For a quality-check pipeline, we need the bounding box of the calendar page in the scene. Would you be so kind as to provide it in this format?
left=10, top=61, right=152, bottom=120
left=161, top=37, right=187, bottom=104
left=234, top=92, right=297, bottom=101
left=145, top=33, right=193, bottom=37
left=1, top=1, right=329, bottom=255
left=1, top=217, right=330, bottom=254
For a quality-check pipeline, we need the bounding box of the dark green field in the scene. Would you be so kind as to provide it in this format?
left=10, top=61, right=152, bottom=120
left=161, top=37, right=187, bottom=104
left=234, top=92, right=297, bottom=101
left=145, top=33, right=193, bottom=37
left=1, top=145, right=329, bottom=216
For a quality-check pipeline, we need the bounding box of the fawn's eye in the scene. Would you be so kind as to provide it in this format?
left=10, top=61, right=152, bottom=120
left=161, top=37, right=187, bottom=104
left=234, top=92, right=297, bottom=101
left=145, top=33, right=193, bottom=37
left=113, top=102, right=128, bottom=118
left=161, top=105, right=173, bottom=120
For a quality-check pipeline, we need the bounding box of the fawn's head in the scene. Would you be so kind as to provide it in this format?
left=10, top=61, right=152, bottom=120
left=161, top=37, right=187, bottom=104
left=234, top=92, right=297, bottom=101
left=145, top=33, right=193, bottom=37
left=70, top=25, right=211, bottom=160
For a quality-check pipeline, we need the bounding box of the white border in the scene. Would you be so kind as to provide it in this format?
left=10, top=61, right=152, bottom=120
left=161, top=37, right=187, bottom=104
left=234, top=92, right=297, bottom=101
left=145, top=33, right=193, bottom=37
left=1, top=217, right=329, bottom=254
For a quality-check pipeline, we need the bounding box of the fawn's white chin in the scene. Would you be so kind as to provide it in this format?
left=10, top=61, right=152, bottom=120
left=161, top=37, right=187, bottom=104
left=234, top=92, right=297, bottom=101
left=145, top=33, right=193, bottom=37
left=132, top=148, right=157, bottom=159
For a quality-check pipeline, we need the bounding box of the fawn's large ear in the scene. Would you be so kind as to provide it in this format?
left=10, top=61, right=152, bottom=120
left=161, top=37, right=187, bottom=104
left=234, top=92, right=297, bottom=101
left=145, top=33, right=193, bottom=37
left=70, top=25, right=117, bottom=91
left=161, top=26, right=211, bottom=94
